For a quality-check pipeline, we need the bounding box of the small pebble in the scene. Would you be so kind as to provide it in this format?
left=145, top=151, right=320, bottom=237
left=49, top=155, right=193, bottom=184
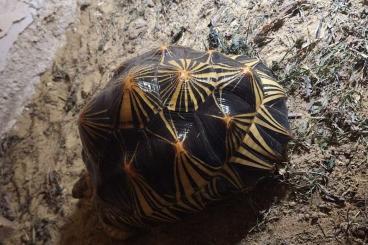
left=289, top=201, right=297, bottom=207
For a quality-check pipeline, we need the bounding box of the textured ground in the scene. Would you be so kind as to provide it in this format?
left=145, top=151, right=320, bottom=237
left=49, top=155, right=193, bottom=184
left=0, top=0, right=367, bottom=244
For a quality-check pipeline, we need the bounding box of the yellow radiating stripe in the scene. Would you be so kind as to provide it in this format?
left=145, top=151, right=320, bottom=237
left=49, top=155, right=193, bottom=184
left=168, top=79, right=184, bottom=110
left=191, top=62, right=208, bottom=72
left=158, top=207, right=178, bottom=221
left=81, top=124, right=107, bottom=139
left=236, top=143, right=274, bottom=168
left=260, top=105, right=288, bottom=132
left=131, top=177, right=176, bottom=222
left=234, top=114, right=255, bottom=122
left=135, top=86, right=158, bottom=108
left=251, top=72, right=264, bottom=109
left=263, top=104, right=288, bottom=120
left=180, top=58, right=187, bottom=69
left=151, top=211, right=177, bottom=222
left=222, top=164, right=243, bottom=188
left=172, top=200, right=193, bottom=212
left=256, top=77, right=283, bottom=87
left=248, top=124, right=278, bottom=159
left=264, top=88, right=285, bottom=98
left=176, top=153, right=194, bottom=200
left=168, top=59, right=183, bottom=69
left=205, top=114, right=222, bottom=120
left=205, top=53, right=214, bottom=64
left=187, top=82, right=198, bottom=110
left=192, top=72, right=218, bottom=80
left=193, top=194, right=206, bottom=210
left=212, top=92, right=222, bottom=110
left=212, top=64, right=239, bottom=71
left=264, top=88, right=285, bottom=96
left=242, top=59, right=259, bottom=67
left=82, top=119, right=111, bottom=130
left=120, top=92, right=133, bottom=128
left=137, top=75, right=157, bottom=79
left=190, top=81, right=205, bottom=102
left=231, top=156, right=273, bottom=170
left=260, top=77, right=284, bottom=89
left=234, top=122, right=250, bottom=132
left=227, top=129, right=238, bottom=148
left=256, top=71, right=283, bottom=88
left=215, top=70, right=241, bottom=77
left=138, top=180, right=177, bottom=222
left=263, top=94, right=286, bottom=104
left=226, top=134, right=237, bottom=157
left=211, top=180, right=219, bottom=198
left=254, top=117, right=289, bottom=136
left=131, top=93, right=145, bottom=126
left=145, top=129, right=173, bottom=147
left=156, top=76, right=174, bottom=84
left=157, top=68, right=178, bottom=74
left=192, top=79, right=211, bottom=97
left=187, top=153, right=219, bottom=174
left=244, top=131, right=276, bottom=160
left=184, top=153, right=206, bottom=191
left=131, top=180, right=154, bottom=216
left=233, top=118, right=252, bottom=127
left=195, top=193, right=206, bottom=209
left=133, top=89, right=149, bottom=113
left=236, top=111, right=258, bottom=117
left=84, top=109, right=108, bottom=117
left=183, top=82, right=188, bottom=111
left=160, top=78, right=177, bottom=97
left=217, top=74, right=241, bottom=88
left=159, top=112, right=178, bottom=140
left=230, top=55, right=241, bottom=60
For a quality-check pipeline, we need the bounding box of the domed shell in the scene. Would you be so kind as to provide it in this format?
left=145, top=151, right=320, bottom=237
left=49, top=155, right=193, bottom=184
left=78, top=46, right=291, bottom=231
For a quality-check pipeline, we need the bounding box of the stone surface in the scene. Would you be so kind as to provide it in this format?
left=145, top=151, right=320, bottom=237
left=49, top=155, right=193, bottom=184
left=0, top=0, right=77, bottom=136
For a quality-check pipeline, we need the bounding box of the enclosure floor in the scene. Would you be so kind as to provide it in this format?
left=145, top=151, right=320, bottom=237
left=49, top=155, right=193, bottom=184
left=0, top=0, right=367, bottom=244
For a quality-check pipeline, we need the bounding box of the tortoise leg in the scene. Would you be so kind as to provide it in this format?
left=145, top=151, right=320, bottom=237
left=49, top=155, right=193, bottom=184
left=72, top=170, right=93, bottom=199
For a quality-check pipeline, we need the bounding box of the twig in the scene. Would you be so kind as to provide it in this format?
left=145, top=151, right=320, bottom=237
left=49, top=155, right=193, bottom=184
left=348, top=48, right=368, bottom=59
left=317, top=221, right=327, bottom=238
left=288, top=113, right=303, bottom=119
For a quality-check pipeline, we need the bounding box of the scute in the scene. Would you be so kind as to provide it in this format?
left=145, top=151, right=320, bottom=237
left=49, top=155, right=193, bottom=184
left=77, top=45, right=291, bottom=231
left=157, top=48, right=217, bottom=112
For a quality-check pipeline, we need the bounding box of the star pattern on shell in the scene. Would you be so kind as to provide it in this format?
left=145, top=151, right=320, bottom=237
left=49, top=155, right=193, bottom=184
left=77, top=45, right=291, bottom=230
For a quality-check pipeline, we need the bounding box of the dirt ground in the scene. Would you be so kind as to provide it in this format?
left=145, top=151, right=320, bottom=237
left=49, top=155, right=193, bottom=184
left=0, top=0, right=367, bottom=244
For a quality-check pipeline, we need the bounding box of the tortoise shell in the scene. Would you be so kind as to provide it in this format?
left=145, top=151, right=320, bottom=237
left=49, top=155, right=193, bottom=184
left=77, top=46, right=291, bottom=234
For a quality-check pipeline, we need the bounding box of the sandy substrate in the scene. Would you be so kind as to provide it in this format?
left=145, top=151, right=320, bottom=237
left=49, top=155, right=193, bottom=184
left=0, top=0, right=367, bottom=244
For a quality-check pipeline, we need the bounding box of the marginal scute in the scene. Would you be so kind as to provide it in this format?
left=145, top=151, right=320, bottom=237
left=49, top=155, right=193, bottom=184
left=77, top=46, right=291, bottom=233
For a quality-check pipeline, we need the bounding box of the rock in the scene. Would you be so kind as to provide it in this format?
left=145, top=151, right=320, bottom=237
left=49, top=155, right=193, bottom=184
left=289, top=201, right=297, bottom=207
left=0, top=216, right=15, bottom=241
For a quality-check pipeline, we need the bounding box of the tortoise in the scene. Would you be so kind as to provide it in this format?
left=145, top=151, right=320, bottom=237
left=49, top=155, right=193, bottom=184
left=72, top=45, right=291, bottom=239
